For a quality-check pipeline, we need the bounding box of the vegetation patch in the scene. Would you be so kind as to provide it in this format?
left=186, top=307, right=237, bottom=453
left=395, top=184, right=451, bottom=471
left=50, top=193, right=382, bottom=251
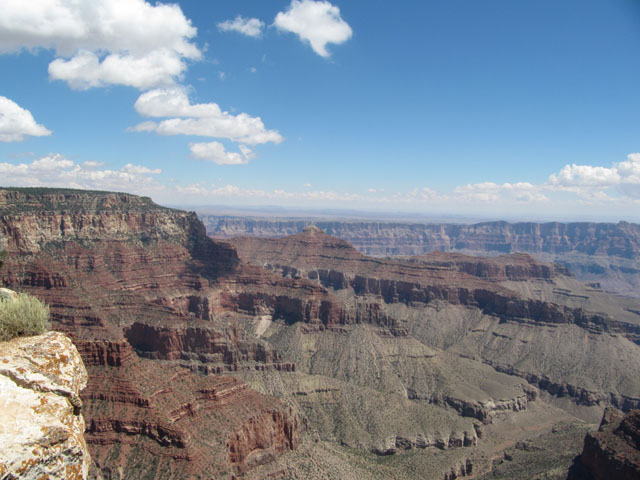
left=0, top=292, right=50, bottom=342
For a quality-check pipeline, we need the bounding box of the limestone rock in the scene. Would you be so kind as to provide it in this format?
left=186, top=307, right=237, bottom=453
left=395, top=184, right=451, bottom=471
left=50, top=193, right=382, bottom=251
left=0, top=331, right=90, bottom=479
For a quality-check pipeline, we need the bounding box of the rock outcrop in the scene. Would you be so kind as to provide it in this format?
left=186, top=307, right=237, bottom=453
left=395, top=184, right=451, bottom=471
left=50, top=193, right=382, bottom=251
left=0, top=331, right=90, bottom=479
left=229, top=230, right=637, bottom=342
left=0, top=188, right=302, bottom=479
left=571, top=408, right=640, bottom=480
left=229, top=228, right=640, bottom=411
left=203, top=216, right=640, bottom=298
left=204, top=217, right=640, bottom=259
left=3, top=188, right=639, bottom=479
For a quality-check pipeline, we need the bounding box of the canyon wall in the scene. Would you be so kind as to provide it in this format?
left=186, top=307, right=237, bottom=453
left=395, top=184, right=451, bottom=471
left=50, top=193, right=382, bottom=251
left=203, top=216, right=640, bottom=298
left=202, top=216, right=640, bottom=258
left=570, top=408, right=640, bottom=480
left=0, top=189, right=303, bottom=479
left=2, top=189, right=639, bottom=479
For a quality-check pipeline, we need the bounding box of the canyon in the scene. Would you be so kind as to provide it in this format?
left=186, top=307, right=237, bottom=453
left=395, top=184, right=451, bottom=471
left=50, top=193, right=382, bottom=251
left=1, top=188, right=639, bottom=479
left=202, top=215, right=640, bottom=299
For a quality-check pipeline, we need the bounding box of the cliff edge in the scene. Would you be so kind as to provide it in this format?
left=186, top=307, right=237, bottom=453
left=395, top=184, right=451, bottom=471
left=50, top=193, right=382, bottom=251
left=0, top=331, right=90, bottom=479
left=570, top=408, right=640, bottom=480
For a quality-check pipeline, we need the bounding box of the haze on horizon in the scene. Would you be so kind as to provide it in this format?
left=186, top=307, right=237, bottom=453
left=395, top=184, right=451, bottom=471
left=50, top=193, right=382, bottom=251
left=0, top=0, right=639, bottom=222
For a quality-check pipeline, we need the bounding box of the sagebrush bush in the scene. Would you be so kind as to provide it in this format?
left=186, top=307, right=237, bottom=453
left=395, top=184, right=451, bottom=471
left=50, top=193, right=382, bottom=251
left=0, top=293, right=50, bottom=342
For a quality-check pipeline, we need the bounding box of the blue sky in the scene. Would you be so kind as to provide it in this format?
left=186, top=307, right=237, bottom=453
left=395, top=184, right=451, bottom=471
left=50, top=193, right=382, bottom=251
left=1, top=0, right=639, bottom=221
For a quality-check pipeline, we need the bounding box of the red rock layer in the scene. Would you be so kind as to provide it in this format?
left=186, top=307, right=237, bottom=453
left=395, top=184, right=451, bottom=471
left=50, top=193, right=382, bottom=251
left=571, top=408, right=640, bottom=480
left=82, top=344, right=302, bottom=479
left=0, top=189, right=303, bottom=479
left=229, top=229, right=639, bottom=342
left=204, top=216, right=640, bottom=259
left=412, top=251, right=570, bottom=280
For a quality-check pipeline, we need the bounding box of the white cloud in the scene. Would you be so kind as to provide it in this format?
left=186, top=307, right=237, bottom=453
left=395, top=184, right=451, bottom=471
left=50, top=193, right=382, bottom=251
left=48, top=49, right=190, bottom=90
left=189, top=141, right=254, bottom=165
left=5, top=152, right=639, bottom=220
left=0, top=96, right=52, bottom=142
left=218, top=16, right=265, bottom=38
left=132, top=88, right=283, bottom=146
left=549, top=164, right=621, bottom=188
left=0, top=0, right=200, bottom=89
left=0, top=154, right=163, bottom=193
left=549, top=153, right=640, bottom=198
left=274, top=0, right=352, bottom=57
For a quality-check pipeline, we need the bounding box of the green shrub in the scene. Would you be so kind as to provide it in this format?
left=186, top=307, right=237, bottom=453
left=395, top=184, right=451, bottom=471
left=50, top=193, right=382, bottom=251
left=0, top=293, right=50, bottom=342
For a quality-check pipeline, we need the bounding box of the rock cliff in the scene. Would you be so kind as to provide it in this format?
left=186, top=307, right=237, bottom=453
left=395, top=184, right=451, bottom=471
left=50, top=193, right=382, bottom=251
left=3, top=188, right=639, bottom=479
left=0, top=188, right=302, bottom=479
left=204, top=217, right=640, bottom=259
left=0, top=331, right=90, bottom=479
left=570, top=408, right=640, bottom=480
left=229, top=228, right=640, bottom=412
left=203, top=216, right=640, bottom=298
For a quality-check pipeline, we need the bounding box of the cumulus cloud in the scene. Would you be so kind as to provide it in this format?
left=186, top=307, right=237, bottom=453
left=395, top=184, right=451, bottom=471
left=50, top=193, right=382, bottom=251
left=441, top=154, right=640, bottom=210
left=0, top=0, right=200, bottom=89
left=218, top=16, right=265, bottom=38
left=274, top=0, right=352, bottom=57
left=0, top=96, right=52, bottom=142
left=48, top=49, right=189, bottom=90
left=0, top=154, right=163, bottom=193
left=189, top=141, right=254, bottom=165
left=549, top=164, right=621, bottom=188
left=131, top=88, right=283, bottom=146
left=549, top=153, right=640, bottom=198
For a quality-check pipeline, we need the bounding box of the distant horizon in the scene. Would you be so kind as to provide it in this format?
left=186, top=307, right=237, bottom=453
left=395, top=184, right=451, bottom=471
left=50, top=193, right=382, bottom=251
left=2, top=184, right=638, bottom=224
left=179, top=202, right=640, bottom=225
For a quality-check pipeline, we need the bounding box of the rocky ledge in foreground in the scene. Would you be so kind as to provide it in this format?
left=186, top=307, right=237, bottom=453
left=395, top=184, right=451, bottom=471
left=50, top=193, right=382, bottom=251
left=0, top=331, right=90, bottom=480
left=570, top=408, right=640, bottom=480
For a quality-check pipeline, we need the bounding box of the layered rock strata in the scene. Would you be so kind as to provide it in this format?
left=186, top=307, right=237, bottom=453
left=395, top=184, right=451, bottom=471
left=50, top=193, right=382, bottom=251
left=204, top=216, right=640, bottom=297
left=204, top=217, right=640, bottom=259
left=229, top=228, right=640, bottom=411
left=571, top=408, right=640, bottom=480
left=0, top=188, right=303, bottom=479
left=3, top=188, right=639, bottom=479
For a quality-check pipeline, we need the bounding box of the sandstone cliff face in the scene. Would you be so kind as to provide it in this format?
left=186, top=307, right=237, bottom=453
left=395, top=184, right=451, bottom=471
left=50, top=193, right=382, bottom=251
left=0, top=331, right=90, bottom=479
left=3, top=188, right=638, bottom=479
left=0, top=189, right=302, bottom=479
left=203, top=217, right=640, bottom=259
left=204, top=216, right=640, bottom=298
left=571, top=408, right=640, bottom=480
left=229, top=230, right=637, bottom=343
left=412, top=251, right=571, bottom=281
left=229, top=228, right=640, bottom=412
